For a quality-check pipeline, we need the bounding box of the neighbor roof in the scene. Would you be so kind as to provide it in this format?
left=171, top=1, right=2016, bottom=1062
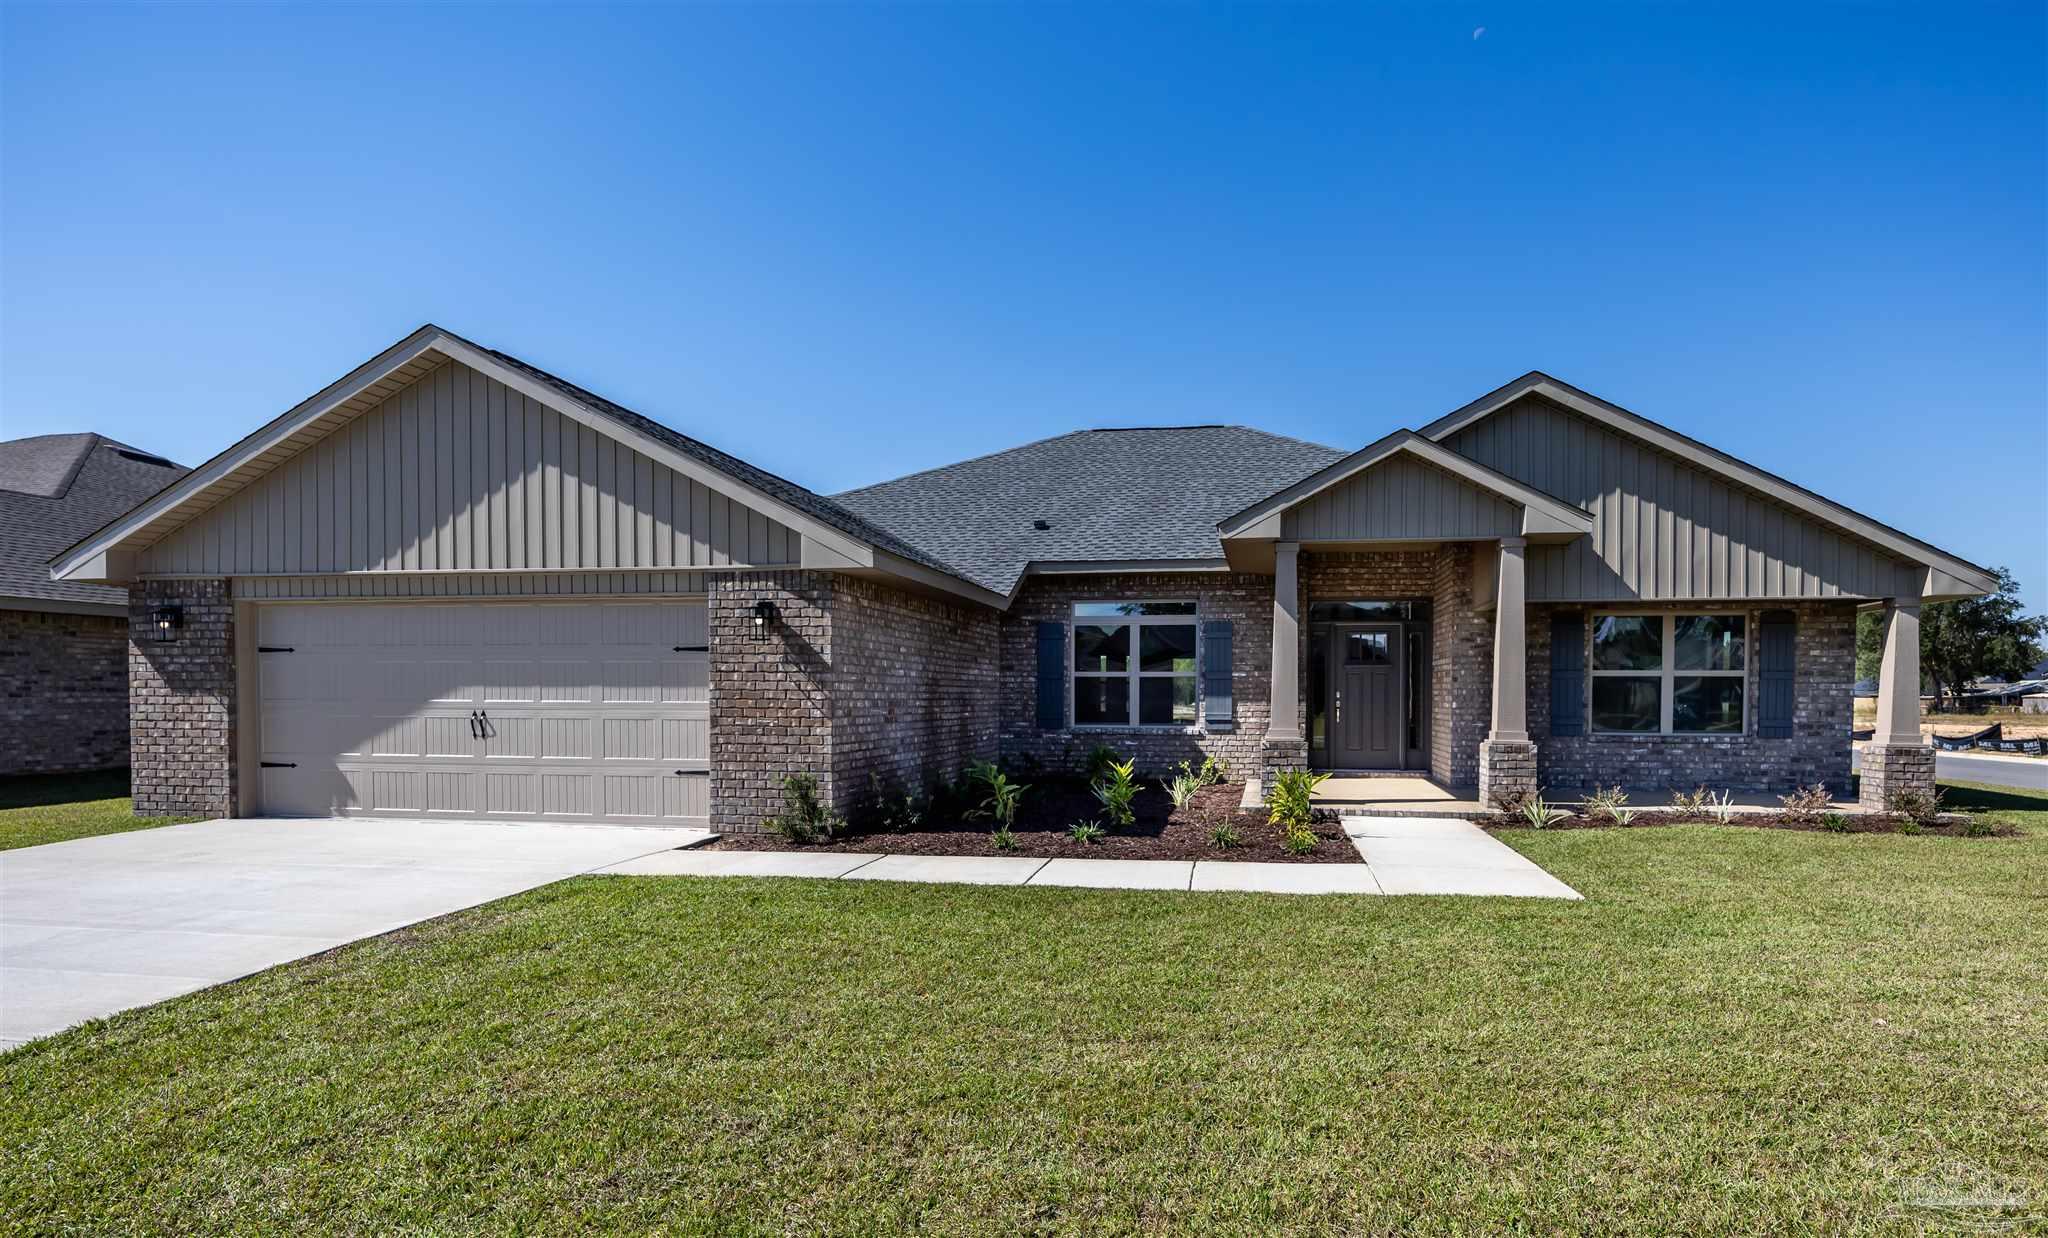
left=835, top=426, right=1348, bottom=594
left=2, top=434, right=185, bottom=611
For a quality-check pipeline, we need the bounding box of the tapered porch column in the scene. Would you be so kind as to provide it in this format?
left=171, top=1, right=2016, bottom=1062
left=1477, top=536, right=1538, bottom=806
left=1861, top=599, right=1934, bottom=809
left=1260, top=540, right=1307, bottom=795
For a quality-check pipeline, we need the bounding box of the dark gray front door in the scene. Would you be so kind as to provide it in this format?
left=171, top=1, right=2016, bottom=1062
left=1330, top=624, right=1403, bottom=769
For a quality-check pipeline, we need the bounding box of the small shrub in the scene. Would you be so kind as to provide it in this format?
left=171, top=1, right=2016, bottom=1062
left=927, top=775, right=972, bottom=824
left=1085, top=744, right=1124, bottom=785
left=1961, top=815, right=1995, bottom=837
left=1163, top=772, right=1202, bottom=810
left=1178, top=755, right=1227, bottom=788
left=1778, top=783, right=1833, bottom=826
left=988, top=774, right=1028, bottom=827
left=1209, top=821, right=1242, bottom=849
left=1067, top=820, right=1106, bottom=844
left=1267, top=769, right=1330, bottom=830
left=1583, top=785, right=1631, bottom=825
left=1609, top=805, right=1639, bottom=826
left=991, top=825, right=1019, bottom=851
left=1897, top=816, right=1925, bottom=836
left=1669, top=785, right=1712, bottom=816
left=1885, top=786, right=1944, bottom=826
left=1092, top=758, right=1139, bottom=831
left=1520, top=795, right=1567, bottom=829
left=766, top=772, right=844, bottom=844
left=1819, top=811, right=1851, bottom=833
left=1705, top=790, right=1738, bottom=825
left=1282, top=823, right=1318, bottom=855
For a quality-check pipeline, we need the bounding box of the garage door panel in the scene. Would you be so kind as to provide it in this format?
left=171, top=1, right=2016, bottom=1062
left=258, top=600, right=708, bottom=827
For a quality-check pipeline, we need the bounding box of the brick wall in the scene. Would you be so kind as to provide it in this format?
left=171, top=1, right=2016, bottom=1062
left=1527, top=599, right=1855, bottom=795
left=0, top=609, right=131, bottom=775
left=1431, top=545, right=1492, bottom=788
left=708, top=572, right=1000, bottom=831
left=998, top=572, right=1274, bottom=778
left=829, top=575, right=1000, bottom=806
left=129, top=579, right=236, bottom=817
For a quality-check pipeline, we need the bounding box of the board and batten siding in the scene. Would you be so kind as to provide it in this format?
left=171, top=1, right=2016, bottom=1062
left=234, top=572, right=715, bottom=600
left=1443, top=395, right=1919, bottom=602
left=141, top=360, right=800, bottom=577
left=1281, top=453, right=1522, bottom=542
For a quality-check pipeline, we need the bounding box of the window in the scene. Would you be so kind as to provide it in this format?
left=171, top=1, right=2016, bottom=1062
left=1589, top=613, right=1745, bottom=734
left=1072, top=601, right=1198, bottom=727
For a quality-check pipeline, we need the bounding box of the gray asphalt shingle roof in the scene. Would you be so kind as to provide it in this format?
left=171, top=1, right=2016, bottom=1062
left=834, top=426, right=1348, bottom=594
left=2, top=433, right=185, bottom=609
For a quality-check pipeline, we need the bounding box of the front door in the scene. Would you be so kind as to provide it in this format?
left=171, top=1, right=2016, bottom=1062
left=1329, top=624, right=1403, bottom=769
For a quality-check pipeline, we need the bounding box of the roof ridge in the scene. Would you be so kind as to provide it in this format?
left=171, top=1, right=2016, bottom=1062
left=833, top=430, right=1090, bottom=500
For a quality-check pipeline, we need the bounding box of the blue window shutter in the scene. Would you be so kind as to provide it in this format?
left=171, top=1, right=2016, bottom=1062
left=1035, top=621, right=1065, bottom=731
left=1203, top=620, right=1235, bottom=732
left=1549, top=613, right=1585, bottom=736
left=1759, top=610, right=1796, bottom=738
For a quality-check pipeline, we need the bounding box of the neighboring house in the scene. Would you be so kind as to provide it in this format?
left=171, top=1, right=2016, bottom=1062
left=2, top=434, right=186, bottom=775
left=50, top=326, right=1994, bottom=825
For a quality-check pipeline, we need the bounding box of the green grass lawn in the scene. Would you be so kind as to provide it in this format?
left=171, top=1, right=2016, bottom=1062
left=2, top=784, right=2043, bottom=1232
left=0, top=770, right=200, bottom=851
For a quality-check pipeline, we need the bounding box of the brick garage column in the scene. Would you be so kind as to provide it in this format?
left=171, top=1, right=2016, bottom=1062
left=708, top=572, right=834, bottom=832
left=1477, top=537, right=1538, bottom=807
left=129, top=579, right=237, bottom=818
left=1860, top=598, right=1935, bottom=809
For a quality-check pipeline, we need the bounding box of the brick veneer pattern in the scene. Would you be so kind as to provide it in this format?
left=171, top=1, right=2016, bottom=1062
left=1857, top=743, right=1935, bottom=810
left=997, top=572, right=1276, bottom=779
left=709, top=572, right=837, bottom=831
left=1, top=609, right=131, bottom=775
left=1526, top=599, right=1856, bottom=795
left=1431, top=544, right=1492, bottom=788
left=1296, top=550, right=1437, bottom=772
left=129, top=579, right=236, bottom=817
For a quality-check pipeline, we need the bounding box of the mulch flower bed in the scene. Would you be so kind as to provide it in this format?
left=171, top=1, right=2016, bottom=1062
left=1481, top=811, right=2014, bottom=838
left=711, top=781, right=1362, bottom=864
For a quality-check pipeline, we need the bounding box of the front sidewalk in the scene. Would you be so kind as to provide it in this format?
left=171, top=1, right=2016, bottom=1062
left=603, top=817, right=1583, bottom=899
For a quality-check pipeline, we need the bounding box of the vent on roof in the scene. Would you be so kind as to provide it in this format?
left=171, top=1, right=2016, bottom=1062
left=114, top=448, right=176, bottom=468
left=1032, top=519, right=1051, bottom=531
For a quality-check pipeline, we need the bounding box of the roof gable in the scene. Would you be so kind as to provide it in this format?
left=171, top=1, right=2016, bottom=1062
left=1421, top=372, right=1998, bottom=599
left=1, top=435, right=185, bottom=611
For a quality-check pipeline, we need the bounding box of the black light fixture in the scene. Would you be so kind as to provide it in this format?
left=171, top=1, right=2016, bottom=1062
left=149, top=603, right=183, bottom=643
left=752, top=599, right=778, bottom=638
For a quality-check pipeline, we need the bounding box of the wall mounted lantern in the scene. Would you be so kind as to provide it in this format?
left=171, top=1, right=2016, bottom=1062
left=752, top=599, right=778, bottom=639
left=150, top=604, right=183, bottom=643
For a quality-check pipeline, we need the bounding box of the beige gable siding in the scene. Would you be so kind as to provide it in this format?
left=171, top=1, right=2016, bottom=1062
left=141, top=360, right=799, bottom=576
left=1280, top=453, right=1522, bottom=542
left=1444, top=395, right=1917, bottom=601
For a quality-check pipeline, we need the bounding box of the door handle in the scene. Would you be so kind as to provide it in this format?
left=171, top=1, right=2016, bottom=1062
left=469, top=711, right=480, bottom=739
left=479, top=711, right=492, bottom=739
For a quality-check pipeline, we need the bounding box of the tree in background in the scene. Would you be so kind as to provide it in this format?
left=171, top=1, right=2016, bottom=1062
left=1858, top=567, right=2046, bottom=711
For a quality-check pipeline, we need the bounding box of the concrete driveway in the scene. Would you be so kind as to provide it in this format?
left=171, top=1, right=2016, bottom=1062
left=0, top=817, right=688, bottom=1048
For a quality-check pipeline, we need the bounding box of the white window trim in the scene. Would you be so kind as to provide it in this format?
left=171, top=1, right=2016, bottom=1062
left=1589, top=611, right=1748, bottom=737
left=1070, top=601, right=1202, bottom=731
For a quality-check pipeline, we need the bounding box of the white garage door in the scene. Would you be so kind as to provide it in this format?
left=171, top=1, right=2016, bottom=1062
left=255, top=600, right=709, bottom=827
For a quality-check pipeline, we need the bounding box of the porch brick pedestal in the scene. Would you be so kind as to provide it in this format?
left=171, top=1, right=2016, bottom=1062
left=1477, top=739, right=1538, bottom=810
left=1858, top=743, right=1936, bottom=811
left=1259, top=737, right=1308, bottom=803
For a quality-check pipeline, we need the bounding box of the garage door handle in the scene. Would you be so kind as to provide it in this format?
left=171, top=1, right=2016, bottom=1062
left=261, top=761, right=297, bottom=769
left=673, top=645, right=707, bottom=653
left=469, top=711, right=480, bottom=739
left=479, top=710, right=493, bottom=739
left=674, top=769, right=708, bottom=776
left=258, top=646, right=294, bottom=653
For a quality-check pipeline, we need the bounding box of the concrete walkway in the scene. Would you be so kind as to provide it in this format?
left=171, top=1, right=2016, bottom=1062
left=601, top=817, right=1579, bottom=900
left=0, top=817, right=690, bottom=1048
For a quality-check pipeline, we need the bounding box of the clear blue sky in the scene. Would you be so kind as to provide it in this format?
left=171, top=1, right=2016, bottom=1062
left=4, top=3, right=2042, bottom=606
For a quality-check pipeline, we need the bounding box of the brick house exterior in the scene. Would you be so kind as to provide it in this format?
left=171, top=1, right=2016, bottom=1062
left=48, top=328, right=1989, bottom=826
left=0, top=610, right=132, bottom=775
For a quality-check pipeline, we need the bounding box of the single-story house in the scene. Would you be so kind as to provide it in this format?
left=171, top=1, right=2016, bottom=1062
left=51, top=326, right=1993, bottom=826
left=2, top=433, right=186, bottom=775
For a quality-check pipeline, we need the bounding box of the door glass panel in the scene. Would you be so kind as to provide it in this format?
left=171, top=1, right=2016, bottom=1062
left=1344, top=631, right=1389, bottom=665
left=1073, top=624, right=1129, bottom=673
left=1308, top=628, right=1328, bottom=755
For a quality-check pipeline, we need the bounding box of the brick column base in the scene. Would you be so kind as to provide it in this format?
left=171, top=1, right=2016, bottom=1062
left=1477, top=738, right=1538, bottom=810
left=1858, top=743, right=1935, bottom=811
left=1259, top=737, right=1308, bottom=804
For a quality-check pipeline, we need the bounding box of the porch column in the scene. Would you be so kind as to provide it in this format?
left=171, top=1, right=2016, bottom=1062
left=1269, top=540, right=1301, bottom=741
left=1861, top=598, right=1934, bottom=810
left=1477, top=536, right=1538, bottom=807
left=1487, top=537, right=1528, bottom=744
left=1260, top=540, right=1307, bottom=795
